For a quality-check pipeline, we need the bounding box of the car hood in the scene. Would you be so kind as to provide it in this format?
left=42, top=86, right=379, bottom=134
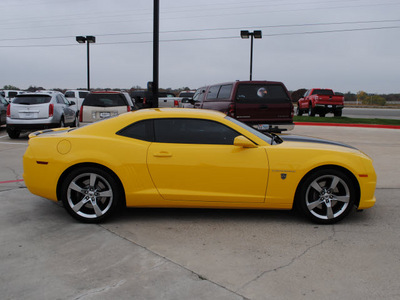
left=279, top=135, right=357, bottom=150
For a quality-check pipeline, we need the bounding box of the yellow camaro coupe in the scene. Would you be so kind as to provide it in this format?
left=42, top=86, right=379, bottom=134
left=23, top=108, right=376, bottom=224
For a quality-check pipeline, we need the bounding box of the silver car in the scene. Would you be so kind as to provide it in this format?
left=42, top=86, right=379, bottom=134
left=6, top=91, right=78, bottom=139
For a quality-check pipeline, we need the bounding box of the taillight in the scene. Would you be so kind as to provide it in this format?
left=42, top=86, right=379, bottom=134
left=174, top=100, right=179, bottom=107
left=6, top=104, right=10, bottom=117
left=79, top=106, right=83, bottom=122
left=127, top=106, right=131, bottom=112
left=143, top=97, right=147, bottom=104
left=49, top=104, right=54, bottom=117
left=228, top=104, right=236, bottom=117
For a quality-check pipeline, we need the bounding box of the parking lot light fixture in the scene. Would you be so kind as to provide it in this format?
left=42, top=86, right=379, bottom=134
left=240, top=30, right=262, bottom=81
left=76, top=35, right=96, bottom=91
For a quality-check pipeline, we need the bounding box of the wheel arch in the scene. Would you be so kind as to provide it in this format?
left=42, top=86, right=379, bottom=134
left=56, top=162, right=126, bottom=205
left=294, top=164, right=361, bottom=209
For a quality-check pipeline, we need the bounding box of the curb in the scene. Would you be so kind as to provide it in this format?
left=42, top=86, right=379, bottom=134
left=295, top=122, right=400, bottom=129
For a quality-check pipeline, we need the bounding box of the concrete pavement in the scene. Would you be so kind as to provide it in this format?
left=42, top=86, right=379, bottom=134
left=1, top=126, right=399, bottom=300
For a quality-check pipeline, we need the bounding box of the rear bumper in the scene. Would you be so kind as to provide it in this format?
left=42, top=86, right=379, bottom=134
left=315, top=104, right=344, bottom=112
left=6, top=117, right=59, bottom=130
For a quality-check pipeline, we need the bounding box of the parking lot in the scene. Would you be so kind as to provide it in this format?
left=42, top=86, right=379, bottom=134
left=1, top=124, right=399, bottom=300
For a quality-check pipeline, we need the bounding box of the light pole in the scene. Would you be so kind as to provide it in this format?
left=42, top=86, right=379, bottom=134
left=76, top=35, right=96, bottom=91
left=240, top=30, right=262, bottom=81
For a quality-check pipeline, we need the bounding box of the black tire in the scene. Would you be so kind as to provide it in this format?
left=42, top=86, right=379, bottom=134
left=59, top=117, right=65, bottom=128
left=319, top=111, right=326, bottom=117
left=296, top=105, right=303, bottom=116
left=308, top=105, right=315, bottom=117
left=72, top=115, right=79, bottom=127
left=297, top=168, right=356, bottom=224
left=334, top=110, right=342, bottom=117
left=7, top=127, right=20, bottom=139
left=60, top=167, right=122, bottom=223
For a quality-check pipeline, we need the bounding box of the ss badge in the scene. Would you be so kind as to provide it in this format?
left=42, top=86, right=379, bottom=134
left=281, top=173, right=287, bottom=180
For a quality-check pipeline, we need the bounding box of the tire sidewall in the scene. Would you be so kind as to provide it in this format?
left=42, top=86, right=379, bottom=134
left=60, top=167, right=122, bottom=223
left=298, top=168, right=356, bottom=224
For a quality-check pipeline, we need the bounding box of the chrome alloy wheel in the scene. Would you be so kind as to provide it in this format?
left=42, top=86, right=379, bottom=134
left=305, top=174, right=350, bottom=220
left=67, top=172, right=113, bottom=219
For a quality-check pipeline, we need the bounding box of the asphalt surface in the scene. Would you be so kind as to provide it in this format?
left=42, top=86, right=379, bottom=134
left=1, top=125, right=399, bottom=300
left=343, top=107, right=400, bottom=120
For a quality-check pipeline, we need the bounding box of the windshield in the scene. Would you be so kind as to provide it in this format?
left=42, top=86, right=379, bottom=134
left=13, top=95, right=51, bottom=104
left=225, top=116, right=273, bottom=145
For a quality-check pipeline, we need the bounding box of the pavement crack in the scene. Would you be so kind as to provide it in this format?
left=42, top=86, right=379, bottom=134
left=100, top=225, right=248, bottom=300
left=238, top=226, right=336, bottom=292
left=73, top=279, right=127, bottom=299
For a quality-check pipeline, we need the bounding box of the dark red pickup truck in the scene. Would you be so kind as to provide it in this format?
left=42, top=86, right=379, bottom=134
left=297, top=88, right=344, bottom=117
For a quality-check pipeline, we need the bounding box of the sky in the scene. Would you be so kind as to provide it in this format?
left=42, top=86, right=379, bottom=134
left=1, top=0, right=399, bottom=94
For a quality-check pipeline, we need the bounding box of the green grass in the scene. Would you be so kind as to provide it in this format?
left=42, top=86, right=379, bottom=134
left=293, top=116, right=400, bottom=126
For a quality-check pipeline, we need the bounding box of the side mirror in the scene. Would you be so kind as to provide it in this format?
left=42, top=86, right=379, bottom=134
left=233, top=136, right=257, bottom=148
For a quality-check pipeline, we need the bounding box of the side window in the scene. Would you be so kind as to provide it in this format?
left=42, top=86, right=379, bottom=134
left=193, top=88, right=205, bottom=101
left=79, top=92, right=88, bottom=98
left=217, top=84, right=233, bottom=99
left=65, top=91, right=74, bottom=98
left=154, top=118, right=240, bottom=145
left=116, top=120, right=154, bottom=142
left=206, top=86, right=220, bottom=99
left=56, top=95, right=64, bottom=104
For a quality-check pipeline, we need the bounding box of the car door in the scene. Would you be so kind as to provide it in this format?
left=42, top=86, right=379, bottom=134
left=58, top=94, right=75, bottom=124
left=147, top=118, right=269, bottom=203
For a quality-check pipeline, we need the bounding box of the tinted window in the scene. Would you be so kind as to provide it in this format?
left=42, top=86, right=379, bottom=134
left=225, top=116, right=272, bottom=145
left=235, top=84, right=290, bottom=103
left=13, top=95, right=51, bottom=104
left=9, top=92, right=18, bottom=98
left=311, top=89, right=334, bottom=96
left=79, top=91, right=89, bottom=98
left=84, top=94, right=127, bottom=107
left=179, top=92, right=194, bottom=98
left=207, top=86, right=220, bottom=99
left=154, top=118, right=240, bottom=145
left=116, top=120, right=154, bottom=142
left=218, top=84, right=233, bottom=99
left=65, top=91, right=74, bottom=98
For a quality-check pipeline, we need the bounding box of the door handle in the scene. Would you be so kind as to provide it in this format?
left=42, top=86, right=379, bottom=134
left=153, top=151, right=172, bottom=157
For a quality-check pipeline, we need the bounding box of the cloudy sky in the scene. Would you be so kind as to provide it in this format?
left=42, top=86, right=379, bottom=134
left=1, top=0, right=399, bottom=94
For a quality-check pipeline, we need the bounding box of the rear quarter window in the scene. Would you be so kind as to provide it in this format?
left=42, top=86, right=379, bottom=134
left=235, top=84, right=290, bottom=104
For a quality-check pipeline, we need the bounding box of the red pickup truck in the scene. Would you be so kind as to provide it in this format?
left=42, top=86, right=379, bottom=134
left=297, top=89, right=344, bottom=117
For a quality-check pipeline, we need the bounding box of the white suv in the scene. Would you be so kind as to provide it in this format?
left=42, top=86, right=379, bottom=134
left=6, top=91, right=78, bottom=139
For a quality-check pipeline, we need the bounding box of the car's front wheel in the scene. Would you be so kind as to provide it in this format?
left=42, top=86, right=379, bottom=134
left=60, top=167, right=122, bottom=223
left=298, top=168, right=356, bottom=224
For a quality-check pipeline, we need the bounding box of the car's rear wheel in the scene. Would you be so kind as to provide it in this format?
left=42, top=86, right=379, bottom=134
left=334, top=110, right=342, bottom=117
left=298, top=168, right=356, bottom=224
left=61, top=167, right=122, bottom=223
left=308, top=105, right=315, bottom=117
left=7, top=127, right=21, bottom=139
left=296, top=105, right=303, bottom=116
